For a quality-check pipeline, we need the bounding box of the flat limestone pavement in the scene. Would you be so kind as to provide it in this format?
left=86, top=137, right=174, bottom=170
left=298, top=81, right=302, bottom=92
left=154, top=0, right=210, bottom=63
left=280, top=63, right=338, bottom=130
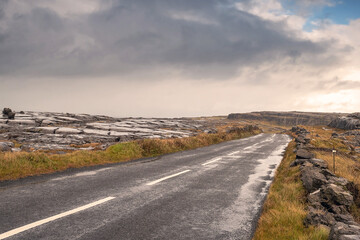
left=0, top=133, right=290, bottom=240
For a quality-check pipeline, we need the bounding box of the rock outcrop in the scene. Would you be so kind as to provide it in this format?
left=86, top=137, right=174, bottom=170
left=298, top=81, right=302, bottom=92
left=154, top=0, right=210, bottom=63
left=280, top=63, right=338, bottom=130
left=290, top=126, right=360, bottom=239
left=228, top=111, right=345, bottom=126
left=329, top=113, right=360, bottom=130
left=0, top=110, right=237, bottom=152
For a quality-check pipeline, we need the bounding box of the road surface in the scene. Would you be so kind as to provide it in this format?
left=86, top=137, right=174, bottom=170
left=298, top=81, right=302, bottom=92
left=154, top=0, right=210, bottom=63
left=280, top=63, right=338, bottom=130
left=0, top=133, right=290, bottom=240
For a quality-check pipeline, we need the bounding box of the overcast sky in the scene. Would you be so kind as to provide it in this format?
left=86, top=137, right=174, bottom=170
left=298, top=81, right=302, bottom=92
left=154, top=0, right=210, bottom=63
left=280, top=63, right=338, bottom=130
left=0, top=0, right=359, bottom=117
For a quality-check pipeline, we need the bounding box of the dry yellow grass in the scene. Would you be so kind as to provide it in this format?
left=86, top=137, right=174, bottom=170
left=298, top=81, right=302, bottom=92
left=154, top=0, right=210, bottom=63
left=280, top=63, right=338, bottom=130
left=0, top=127, right=261, bottom=181
left=253, top=140, right=329, bottom=240
left=314, top=151, right=360, bottom=183
left=302, top=125, right=360, bottom=222
left=302, top=126, right=360, bottom=183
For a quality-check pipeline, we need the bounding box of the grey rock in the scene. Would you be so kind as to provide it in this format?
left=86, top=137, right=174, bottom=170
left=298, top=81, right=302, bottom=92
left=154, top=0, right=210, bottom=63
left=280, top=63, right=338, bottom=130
left=349, top=113, right=360, bottom=119
left=296, top=148, right=315, bottom=159
left=334, top=214, right=355, bottom=224
left=328, top=176, right=349, bottom=187
left=0, top=142, right=14, bottom=152
left=290, top=158, right=306, bottom=167
left=330, top=222, right=360, bottom=240
left=321, top=184, right=353, bottom=208
left=329, top=113, right=360, bottom=130
left=309, top=158, right=328, bottom=169
left=328, top=204, right=351, bottom=215
left=321, top=168, right=336, bottom=178
left=296, top=142, right=306, bottom=150
left=304, top=206, right=335, bottom=227
left=37, top=127, right=59, bottom=134
left=339, top=235, right=360, bottom=240
left=35, top=119, right=43, bottom=127
left=55, top=127, right=83, bottom=134
left=7, top=119, right=34, bottom=125
left=291, top=126, right=310, bottom=135
left=301, top=166, right=327, bottom=193
left=308, top=189, right=322, bottom=208
left=11, top=148, right=21, bottom=152
left=0, top=123, right=10, bottom=129
left=228, top=112, right=344, bottom=126
left=296, top=136, right=307, bottom=144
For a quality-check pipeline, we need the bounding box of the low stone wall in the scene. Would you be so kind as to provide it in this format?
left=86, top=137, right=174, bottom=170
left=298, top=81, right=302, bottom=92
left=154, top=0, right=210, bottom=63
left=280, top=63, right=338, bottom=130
left=290, top=126, right=360, bottom=239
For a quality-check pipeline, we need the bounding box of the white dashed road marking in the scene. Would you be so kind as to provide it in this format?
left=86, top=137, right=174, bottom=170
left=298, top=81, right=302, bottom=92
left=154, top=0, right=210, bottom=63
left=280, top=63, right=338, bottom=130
left=227, top=151, right=240, bottom=156
left=146, top=170, right=191, bottom=186
left=202, top=157, right=222, bottom=166
left=0, top=197, right=116, bottom=240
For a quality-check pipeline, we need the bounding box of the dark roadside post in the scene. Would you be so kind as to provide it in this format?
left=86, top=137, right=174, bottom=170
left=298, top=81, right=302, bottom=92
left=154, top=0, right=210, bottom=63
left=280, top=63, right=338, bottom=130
left=330, top=138, right=336, bottom=174
left=332, top=147, right=336, bottom=174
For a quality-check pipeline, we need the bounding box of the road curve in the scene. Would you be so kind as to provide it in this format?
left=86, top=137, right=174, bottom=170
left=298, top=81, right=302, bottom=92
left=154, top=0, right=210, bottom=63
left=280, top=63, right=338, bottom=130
left=0, top=133, right=291, bottom=240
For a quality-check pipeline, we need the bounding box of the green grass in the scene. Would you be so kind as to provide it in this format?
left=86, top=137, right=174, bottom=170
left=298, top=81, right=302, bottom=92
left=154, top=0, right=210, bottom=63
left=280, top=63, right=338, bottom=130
left=0, top=127, right=261, bottom=181
left=253, top=140, right=329, bottom=240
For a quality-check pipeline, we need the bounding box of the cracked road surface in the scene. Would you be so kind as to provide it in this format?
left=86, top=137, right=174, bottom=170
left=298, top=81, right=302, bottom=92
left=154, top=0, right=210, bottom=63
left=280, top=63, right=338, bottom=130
left=0, top=133, right=290, bottom=240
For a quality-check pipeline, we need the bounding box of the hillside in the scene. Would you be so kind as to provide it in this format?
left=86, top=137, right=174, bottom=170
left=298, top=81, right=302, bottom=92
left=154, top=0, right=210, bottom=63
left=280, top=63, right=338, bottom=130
left=228, top=111, right=346, bottom=126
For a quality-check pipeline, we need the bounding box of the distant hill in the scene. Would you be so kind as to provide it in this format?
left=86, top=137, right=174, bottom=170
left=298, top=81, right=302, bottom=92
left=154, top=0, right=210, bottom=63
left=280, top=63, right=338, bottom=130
left=228, top=111, right=347, bottom=126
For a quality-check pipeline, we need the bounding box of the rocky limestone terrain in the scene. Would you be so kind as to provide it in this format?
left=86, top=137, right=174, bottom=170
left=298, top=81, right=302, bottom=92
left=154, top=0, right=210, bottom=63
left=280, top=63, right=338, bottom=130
left=290, top=126, right=360, bottom=239
left=0, top=109, right=219, bottom=152
left=228, top=111, right=345, bottom=126
left=331, top=130, right=360, bottom=154
left=329, top=113, right=360, bottom=130
left=328, top=113, right=360, bottom=154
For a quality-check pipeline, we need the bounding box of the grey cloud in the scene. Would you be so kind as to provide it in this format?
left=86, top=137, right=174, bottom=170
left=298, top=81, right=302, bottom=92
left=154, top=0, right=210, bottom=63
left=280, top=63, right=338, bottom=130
left=314, top=78, right=360, bottom=92
left=0, top=0, right=341, bottom=80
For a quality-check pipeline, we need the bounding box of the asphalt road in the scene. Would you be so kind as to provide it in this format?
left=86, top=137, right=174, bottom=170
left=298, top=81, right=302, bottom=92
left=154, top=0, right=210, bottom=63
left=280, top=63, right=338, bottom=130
left=0, top=133, right=290, bottom=240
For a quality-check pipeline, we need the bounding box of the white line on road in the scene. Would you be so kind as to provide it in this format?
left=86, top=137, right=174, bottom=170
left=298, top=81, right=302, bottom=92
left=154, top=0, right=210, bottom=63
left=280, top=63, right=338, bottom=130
left=146, top=170, right=191, bottom=185
left=202, top=157, right=222, bottom=166
left=227, top=151, right=240, bottom=156
left=0, top=197, right=116, bottom=240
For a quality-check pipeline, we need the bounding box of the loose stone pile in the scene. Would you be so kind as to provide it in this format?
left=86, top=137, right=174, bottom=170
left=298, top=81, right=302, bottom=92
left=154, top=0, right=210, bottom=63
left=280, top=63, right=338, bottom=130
left=290, top=126, right=360, bottom=239
left=0, top=109, right=218, bottom=152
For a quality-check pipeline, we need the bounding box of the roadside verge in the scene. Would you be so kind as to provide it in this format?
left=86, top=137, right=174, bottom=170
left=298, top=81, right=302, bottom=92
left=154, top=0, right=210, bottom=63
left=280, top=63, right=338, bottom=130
left=0, top=125, right=261, bottom=181
left=253, top=140, right=329, bottom=240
